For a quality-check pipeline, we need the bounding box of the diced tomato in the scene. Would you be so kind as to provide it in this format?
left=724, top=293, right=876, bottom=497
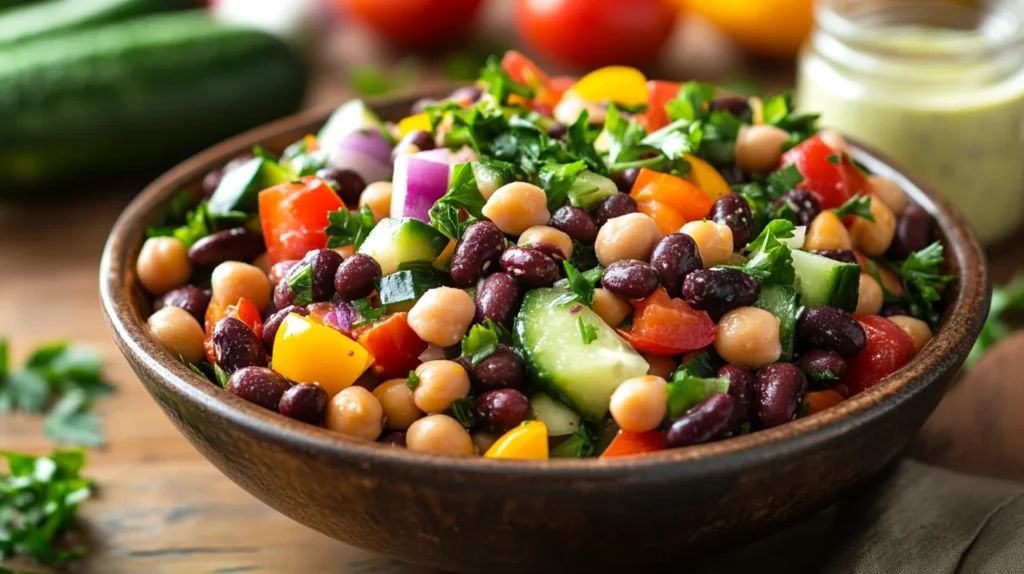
left=842, top=315, right=917, bottom=395
left=631, top=168, right=714, bottom=222
left=617, top=288, right=717, bottom=356
left=601, top=430, right=665, bottom=458
left=636, top=199, right=687, bottom=236
left=501, top=50, right=549, bottom=90
left=357, top=313, right=428, bottom=380
left=259, top=177, right=345, bottom=265
left=803, top=390, right=844, bottom=416
left=537, top=75, right=576, bottom=107
left=636, top=80, right=680, bottom=132
left=203, top=297, right=264, bottom=364
left=781, top=135, right=868, bottom=209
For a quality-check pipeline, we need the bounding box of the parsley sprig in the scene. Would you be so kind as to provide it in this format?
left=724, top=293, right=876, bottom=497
left=550, top=261, right=602, bottom=307
left=325, top=206, right=376, bottom=249
left=723, top=219, right=796, bottom=286
left=966, top=273, right=1024, bottom=369
left=460, top=320, right=507, bottom=366
left=832, top=195, right=874, bottom=222
left=890, top=242, right=955, bottom=328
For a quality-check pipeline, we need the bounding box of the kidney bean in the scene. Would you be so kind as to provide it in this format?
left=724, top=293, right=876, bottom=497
left=682, top=269, right=760, bottom=318
left=550, top=205, right=598, bottom=244
left=755, top=363, right=808, bottom=428
left=710, top=194, right=756, bottom=250
left=316, top=168, right=366, bottom=207
left=476, top=389, right=530, bottom=431
left=500, top=247, right=560, bottom=287
left=380, top=431, right=408, bottom=447
left=212, top=317, right=266, bottom=374
left=334, top=253, right=382, bottom=301
left=273, top=277, right=296, bottom=309
left=531, top=242, right=566, bottom=262
left=279, top=383, right=328, bottom=423
left=880, top=303, right=909, bottom=318
left=187, top=228, right=265, bottom=268
left=262, top=305, right=309, bottom=354
left=796, top=349, right=848, bottom=390
left=450, top=221, right=506, bottom=287
left=227, top=366, right=291, bottom=411
left=797, top=306, right=867, bottom=358
left=611, top=168, right=641, bottom=193
left=450, top=85, right=484, bottom=104
left=811, top=249, right=857, bottom=264
left=392, top=130, right=435, bottom=162
left=546, top=122, right=567, bottom=140
left=888, top=203, right=932, bottom=260
left=602, top=260, right=659, bottom=300
left=664, top=394, right=736, bottom=448
left=475, top=272, right=522, bottom=327
left=772, top=189, right=822, bottom=226
left=649, top=233, right=703, bottom=298
left=710, top=95, right=751, bottom=117
left=463, top=344, right=525, bottom=390
left=154, top=285, right=210, bottom=324
left=295, top=249, right=343, bottom=302
left=718, top=364, right=755, bottom=429
left=594, top=194, right=638, bottom=226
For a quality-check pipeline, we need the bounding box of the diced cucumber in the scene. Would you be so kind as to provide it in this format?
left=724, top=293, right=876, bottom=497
left=357, top=218, right=449, bottom=276
left=530, top=392, right=582, bottom=437
left=472, top=160, right=516, bottom=199
left=679, top=349, right=720, bottom=378
left=754, top=284, right=799, bottom=362
left=317, top=100, right=384, bottom=150
left=568, top=171, right=618, bottom=210
left=791, top=249, right=861, bottom=311
left=208, top=157, right=291, bottom=214
left=514, top=288, right=649, bottom=422
left=375, top=268, right=450, bottom=312
left=666, top=371, right=730, bottom=419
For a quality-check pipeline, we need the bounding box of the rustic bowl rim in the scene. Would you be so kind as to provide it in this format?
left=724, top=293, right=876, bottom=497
left=100, top=93, right=990, bottom=481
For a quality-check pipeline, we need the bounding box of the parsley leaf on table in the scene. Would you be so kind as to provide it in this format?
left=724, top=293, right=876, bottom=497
left=325, top=205, right=376, bottom=249
left=966, top=273, right=1024, bottom=369
left=832, top=195, right=875, bottom=222
left=891, top=242, right=955, bottom=328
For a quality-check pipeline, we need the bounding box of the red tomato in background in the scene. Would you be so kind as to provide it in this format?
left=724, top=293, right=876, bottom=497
left=601, top=430, right=665, bottom=458
left=514, top=0, right=677, bottom=69
left=336, top=0, right=484, bottom=49
left=781, top=135, right=868, bottom=209
left=617, top=288, right=717, bottom=356
left=842, top=315, right=917, bottom=396
left=259, top=177, right=345, bottom=265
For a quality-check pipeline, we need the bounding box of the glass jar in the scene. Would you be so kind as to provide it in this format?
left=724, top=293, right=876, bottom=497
left=796, top=0, right=1024, bottom=245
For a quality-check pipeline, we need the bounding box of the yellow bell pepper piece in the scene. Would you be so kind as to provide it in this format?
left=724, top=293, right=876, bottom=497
left=272, top=314, right=371, bottom=397
left=484, top=421, right=549, bottom=460
left=570, top=66, right=648, bottom=107
left=684, top=155, right=732, bottom=201
left=399, top=113, right=431, bottom=137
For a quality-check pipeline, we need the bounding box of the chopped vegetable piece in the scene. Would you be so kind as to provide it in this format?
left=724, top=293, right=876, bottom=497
left=842, top=315, right=917, bottom=395
left=272, top=314, right=372, bottom=397
left=259, top=177, right=345, bottom=265
left=601, top=429, right=664, bottom=458
left=357, top=313, right=427, bottom=380
left=570, top=66, right=649, bottom=106
left=803, top=390, right=844, bottom=416
left=631, top=168, right=714, bottom=222
left=617, top=289, right=717, bottom=356
left=485, top=420, right=549, bottom=459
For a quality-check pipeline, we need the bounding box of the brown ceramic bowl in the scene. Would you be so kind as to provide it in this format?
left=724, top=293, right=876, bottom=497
left=100, top=94, right=990, bottom=573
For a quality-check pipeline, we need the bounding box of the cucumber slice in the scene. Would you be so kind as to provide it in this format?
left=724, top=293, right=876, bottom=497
left=472, top=160, right=516, bottom=199
left=208, top=157, right=292, bottom=215
left=792, top=249, right=861, bottom=311
left=514, top=288, right=649, bottom=422
left=317, top=100, right=384, bottom=150
left=357, top=218, right=449, bottom=276
left=679, top=349, right=720, bottom=378
left=375, top=268, right=450, bottom=312
left=754, top=284, right=799, bottom=361
left=530, top=392, right=582, bottom=437
left=568, top=171, right=618, bottom=210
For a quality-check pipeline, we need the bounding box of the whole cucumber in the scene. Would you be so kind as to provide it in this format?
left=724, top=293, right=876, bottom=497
left=0, top=11, right=307, bottom=193
left=0, top=0, right=196, bottom=44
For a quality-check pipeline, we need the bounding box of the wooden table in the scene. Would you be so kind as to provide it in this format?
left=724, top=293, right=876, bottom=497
left=3, top=10, right=1024, bottom=574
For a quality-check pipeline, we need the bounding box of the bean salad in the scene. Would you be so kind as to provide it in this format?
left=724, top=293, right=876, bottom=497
left=139, top=51, right=951, bottom=459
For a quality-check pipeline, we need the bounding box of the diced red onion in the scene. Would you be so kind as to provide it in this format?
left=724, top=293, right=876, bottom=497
left=327, top=129, right=394, bottom=183
left=337, top=129, right=393, bottom=165
left=415, top=148, right=452, bottom=164
left=333, top=302, right=357, bottom=332
left=390, top=151, right=452, bottom=222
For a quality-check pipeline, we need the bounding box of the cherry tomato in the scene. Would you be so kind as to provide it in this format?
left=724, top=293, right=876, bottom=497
left=781, top=135, right=868, bottom=209
left=617, top=288, right=717, bottom=356
left=601, top=430, right=665, bottom=458
left=334, top=0, right=485, bottom=49
left=636, top=80, right=680, bottom=132
left=259, top=177, right=345, bottom=265
left=803, top=389, right=844, bottom=416
left=514, top=0, right=677, bottom=69
left=842, top=315, right=917, bottom=395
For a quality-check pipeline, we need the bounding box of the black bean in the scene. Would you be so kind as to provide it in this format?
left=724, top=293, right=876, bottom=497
left=380, top=431, right=407, bottom=447
left=796, top=349, right=848, bottom=390
left=449, top=85, right=484, bottom=104
left=262, top=305, right=309, bottom=354
left=797, top=306, right=867, bottom=358
left=718, top=364, right=755, bottom=429
left=450, top=221, right=506, bottom=287
left=710, top=194, right=755, bottom=250
left=772, top=189, right=822, bottom=226
left=550, top=205, right=598, bottom=244
left=650, top=233, right=703, bottom=297
left=212, top=317, right=266, bottom=374
left=475, top=272, right=522, bottom=327
left=664, top=394, right=736, bottom=448
left=611, top=168, right=641, bottom=192
left=602, top=260, right=659, bottom=300
left=332, top=253, right=381, bottom=301
left=755, top=364, right=808, bottom=428
left=273, top=277, right=296, bottom=309
left=880, top=303, right=909, bottom=318
left=316, top=168, right=366, bottom=207
left=392, top=130, right=435, bottom=162
left=187, top=228, right=266, bottom=268
left=682, top=269, right=760, bottom=318
left=154, top=285, right=210, bottom=324
left=710, top=95, right=751, bottom=117
left=720, top=165, right=749, bottom=186
left=499, top=247, right=560, bottom=287
left=546, top=122, right=567, bottom=140
left=594, top=194, right=637, bottom=226
left=465, top=344, right=525, bottom=390
left=298, top=249, right=344, bottom=302
left=279, top=383, right=328, bottom=423
left=227, top=366, right=290, bottom=411
left=811, top=249, right=857, bottom=264
left=476, top=389, right=530, bottom=431
left=889, top=203, right=932, bottom=260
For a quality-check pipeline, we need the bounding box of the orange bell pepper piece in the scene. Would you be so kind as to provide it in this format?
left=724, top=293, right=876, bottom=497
left=804, top=390, right=845, bottom=416
left=631, top=168, right=715, bottom=223
left=570, top=66, right=648, bottom=106
left=356, top=313, right=428, bottom=380
left=485, top=421, right=549, bottom=460
left=684, top=155, right=732, bottom=201
left=636, top=199, right=687, bottom=236
left=272, top=314, right=371, bottom=397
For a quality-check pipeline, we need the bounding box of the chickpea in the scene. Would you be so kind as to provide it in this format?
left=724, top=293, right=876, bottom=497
left=554, top=93, right=606, bottom=126
left=481, top=182, right=550, bottom=235
left=595, top=213, right=661, bottom=266
left=868, top=176, right=909, bottom=216
left=804, top=211, right=853, bottom=251
left=849, top=197, right=897, bottom=257
left=714, top=307, right=782, bottom=369
left=413, top=360, right=471, bottom=414
left=406, top=414, right=475, bottom=456
left=518, top=225, right=573, bottom=259
left=856, top=274, right=884, bottom=315
left=735, top=124, right=789, bottom=173
left=591, top=288, right=632, bottom=328
left=407, top=287, right=476, bottom=347
left=373, top=379, right=424, bottom=430
left=680, top=220, right=734, bottom=268
left=137, top=237, right=192, bottom=296
left=644, top=354, right=678, bottom=380
left=609, top=376, right=668, bottom=433
left=359, top=181, right=393, bottom=223
left=819, top=130, right=849, bottom=155
left=325, top=386, right=384, bottom=441
left=888, top=315, right=933, bottom=350
left=211, top=261, right=272, bottom=310
left=147, top=306, right=205, bottom=365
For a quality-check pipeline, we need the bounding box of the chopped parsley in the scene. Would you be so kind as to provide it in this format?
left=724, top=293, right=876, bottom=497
left=760, top=93, right=820, bottom=148
left=350, top=298, right=387, bottom=327
left=460, top=320, right=502, bottom=366
left=286, top=264, right=314, bottom=306
left=447, top=396, right=477, bottom=429
left=892, top=242, right=955, bottom=328
left=809, top=369, right=840, bottom=383
left=479, top=55, right=534, bottom=104
left=725, top=219, right=796, bottom=286
left=576, top=316, right=598, bottom=345
left=539, top=160, right=589, bottom=212
left=406, top=370, right=420, bottom=391
left=832, top=195, right=874, bottom=222
left=550, top=425, right=595, bottom=458
left=325, top=205, right=376, bottom=249
left=550, top=261, right=599, bottom=307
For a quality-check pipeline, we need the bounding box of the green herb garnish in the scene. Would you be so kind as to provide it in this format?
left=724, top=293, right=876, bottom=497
left=550, top=261, right=598, bottom=307
left=325, top=205, right=376, bottom=250
left=577, top=316, right=598, bottom=345
left=406, top=370, right=420, bottom=391
left=429, top=162, right=487, bottom=240
left=832, top=195, right=874, bottom=222
left=479, top=55, right=534, bottom=104
left=724, top=219, right=795, bottom=286
left=809, top=369, right=839, bottom=383
left=447, top=396, right=477, bottom=429
left=286, top=265, right=314, bottom=307
left=892, top=242, right=955, bottom=328
left=351, top=299, right=387, bottom=327
left=461, top=320, right=502, bottom=366
left=550, top=425, right=595, bottom=458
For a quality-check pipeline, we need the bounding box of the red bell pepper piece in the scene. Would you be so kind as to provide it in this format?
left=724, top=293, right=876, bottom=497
left=501, top=50, right=549, bottom=90
left=601, top=430, right=665, bottom=458
left=780, top=135, right=868, bottom=209
left=259, top=177, right=345, bottom=265
left=842, top=315, right=917, bottom=395
left=617, top=288, right=717, bottom=356
left=357, top=312, right=428, bottom=380
left=636, top=80, right=681, bottom=133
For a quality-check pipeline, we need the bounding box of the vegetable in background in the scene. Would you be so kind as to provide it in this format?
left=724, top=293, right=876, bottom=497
left=681, top=0, right=815, bottom=59
left=966, top=274, right=1024, bottom=369
left=0, top=0, right=193, bottom=44
left=334, top=0, right=484, bottom=49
